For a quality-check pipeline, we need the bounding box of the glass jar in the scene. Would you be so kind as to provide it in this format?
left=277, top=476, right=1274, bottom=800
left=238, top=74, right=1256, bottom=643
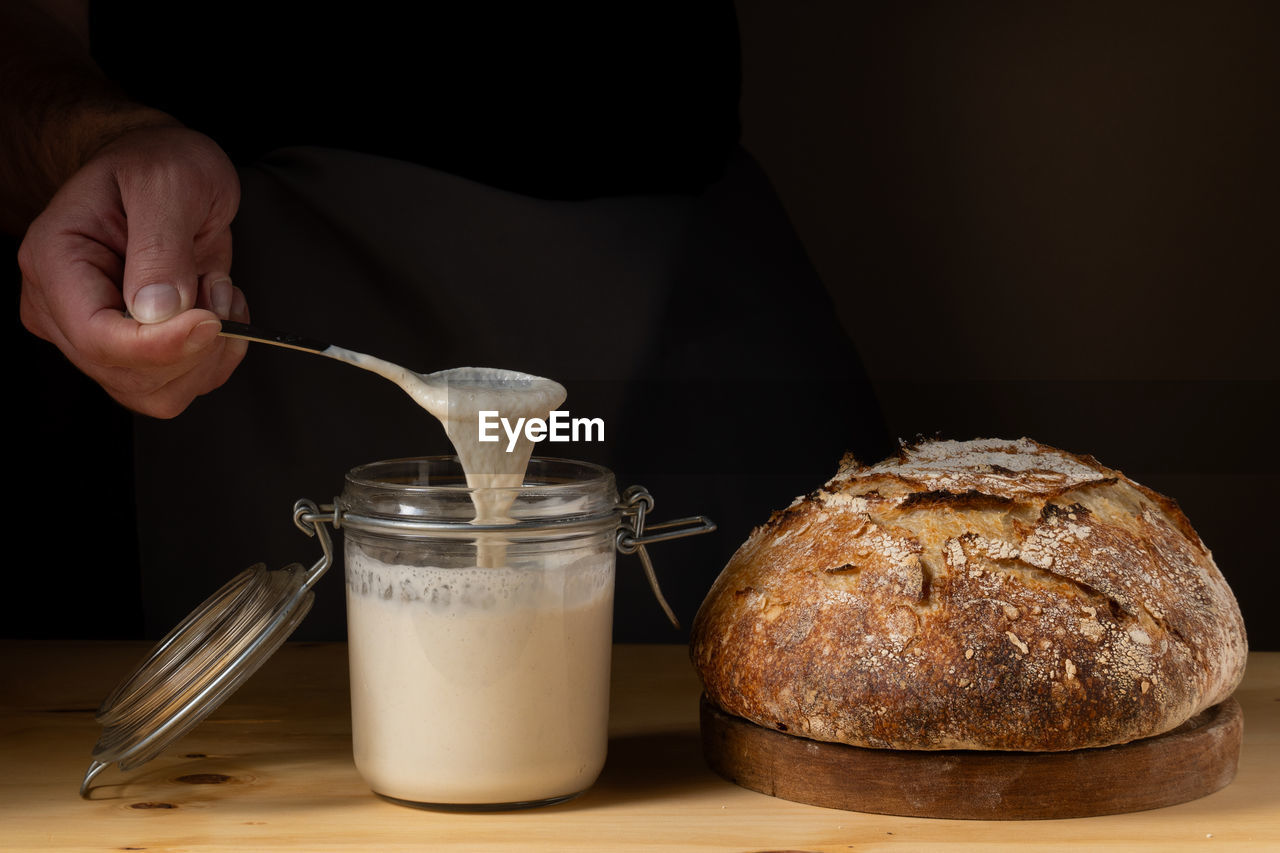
left=78, top=454, right=711, bottom=804
left=338, top=456, right=620, bottom=809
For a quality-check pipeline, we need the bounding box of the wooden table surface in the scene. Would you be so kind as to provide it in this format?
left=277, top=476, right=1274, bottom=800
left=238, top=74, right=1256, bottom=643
left=1, top=642, right=1276, bottom=852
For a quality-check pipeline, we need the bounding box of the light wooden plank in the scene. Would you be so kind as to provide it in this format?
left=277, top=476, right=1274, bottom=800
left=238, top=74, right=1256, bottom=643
left=0, top=642, right=1275, bottom=852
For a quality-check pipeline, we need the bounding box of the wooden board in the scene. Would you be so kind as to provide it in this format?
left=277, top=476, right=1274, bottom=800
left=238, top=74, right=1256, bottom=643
left=3, top=644, right=1277, bottom=851
left=700, top=694, right=1243, bottom=820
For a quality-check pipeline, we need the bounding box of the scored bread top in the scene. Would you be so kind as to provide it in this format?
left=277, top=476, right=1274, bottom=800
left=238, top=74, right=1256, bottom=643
left=690, top=437, right=1247, bottom=751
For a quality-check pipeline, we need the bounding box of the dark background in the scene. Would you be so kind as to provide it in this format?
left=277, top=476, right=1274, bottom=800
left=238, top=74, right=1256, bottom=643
left=8, top=1, right=1278, bottom=647
left=733, top=0, right=1278, bottom=647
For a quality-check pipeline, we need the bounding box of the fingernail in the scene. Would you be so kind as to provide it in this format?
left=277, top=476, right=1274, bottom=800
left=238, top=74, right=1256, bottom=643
left=185, top=319, right=222, bottom=354
left=132, top=283, right=181, bottom=323
left=211, top=277, right=233, bottom=318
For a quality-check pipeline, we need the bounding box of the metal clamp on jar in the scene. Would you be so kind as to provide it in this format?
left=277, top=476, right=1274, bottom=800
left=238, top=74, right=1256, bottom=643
left=79, top=456, right=714, bottom=808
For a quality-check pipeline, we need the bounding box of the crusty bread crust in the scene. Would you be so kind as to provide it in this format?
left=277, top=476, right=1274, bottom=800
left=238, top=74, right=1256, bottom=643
left=690, top=438, right=1247, bottom=751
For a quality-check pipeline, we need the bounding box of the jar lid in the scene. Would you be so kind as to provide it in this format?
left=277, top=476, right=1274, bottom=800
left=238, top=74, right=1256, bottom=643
left=79, top=501, right=333, bottom=798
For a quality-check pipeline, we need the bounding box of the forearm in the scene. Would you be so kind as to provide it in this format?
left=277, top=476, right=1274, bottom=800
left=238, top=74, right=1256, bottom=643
left=0, top=0, right=179, bottom=235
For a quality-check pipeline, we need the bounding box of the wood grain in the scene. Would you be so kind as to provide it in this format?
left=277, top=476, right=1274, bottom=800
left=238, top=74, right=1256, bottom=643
left=700, top=695, right=1243, bottom=819
left=0, top=642, right=1276, bottom=852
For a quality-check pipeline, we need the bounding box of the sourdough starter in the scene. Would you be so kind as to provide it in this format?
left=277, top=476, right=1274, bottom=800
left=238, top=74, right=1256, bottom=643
left=324, top=352, right=566, bottom=510
left=333, top=353, right=612, bottom=804
left=327, top=351, right=565, bottom=566
left=346, top=549, right=614, bottom=804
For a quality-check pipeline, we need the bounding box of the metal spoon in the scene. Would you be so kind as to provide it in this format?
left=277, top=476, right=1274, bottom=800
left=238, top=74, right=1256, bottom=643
left=219, top=319, right=334, bottom=359
left=218, top=320, right=564, bottom=419
left=217, top=320, right=683, bottom=628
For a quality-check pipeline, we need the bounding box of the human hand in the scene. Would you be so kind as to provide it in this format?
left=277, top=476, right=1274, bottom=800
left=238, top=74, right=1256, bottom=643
left=18, top=125, right=248, bottom=418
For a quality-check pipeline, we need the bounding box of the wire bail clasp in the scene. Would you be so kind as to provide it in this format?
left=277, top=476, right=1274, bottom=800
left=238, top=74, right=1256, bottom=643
left=296, top=487, right=716, bottom=630
left=615, top=485, right=716, bottom=629
left=291, top=499, right=336, bottom=592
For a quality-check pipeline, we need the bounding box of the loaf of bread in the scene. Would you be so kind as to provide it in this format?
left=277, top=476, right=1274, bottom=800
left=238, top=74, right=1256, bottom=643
left=690, top=438, right=1247, bottom=751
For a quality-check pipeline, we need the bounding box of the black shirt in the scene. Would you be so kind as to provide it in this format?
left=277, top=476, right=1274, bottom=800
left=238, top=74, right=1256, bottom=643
left=89, top=3, right=742, bottom=199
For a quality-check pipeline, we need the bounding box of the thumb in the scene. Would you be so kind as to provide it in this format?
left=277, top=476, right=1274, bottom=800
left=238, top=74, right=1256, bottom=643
left=121, top=204, right=201, bottom=325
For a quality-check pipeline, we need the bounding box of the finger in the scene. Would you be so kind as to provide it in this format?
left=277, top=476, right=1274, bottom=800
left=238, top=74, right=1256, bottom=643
left=41, top=237, right=200, bottom=371
left=94, top=309, right=224, bottom=370
left=21, top=257, right=219, bottom=416
left=111, top=323, right=248, bottom=418
left=32, top=222, right=238, bottom=386
left=30, top=236, right=217, bottom=376
left=194, top=221, right=235, bottom=315
left=88, top=319, right=223, bottom=419
left=198, top=273, right=235, bottom=318
left=17, top=219, right=125, bottom=346
left=119, top=191, right=201, bottom=325
left=23, top=209, right=215, bottom=376
left=229, top=283, right=249, bottom=323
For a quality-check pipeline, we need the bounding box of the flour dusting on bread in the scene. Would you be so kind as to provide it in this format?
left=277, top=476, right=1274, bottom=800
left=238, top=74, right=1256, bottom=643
left=690, top=437, right=1247, bottom=751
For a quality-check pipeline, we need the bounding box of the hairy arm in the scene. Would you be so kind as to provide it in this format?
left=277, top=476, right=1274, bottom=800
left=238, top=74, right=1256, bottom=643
left=0, top=0, right=181, bottom=235
left=5, top=0, right=250, bottom=417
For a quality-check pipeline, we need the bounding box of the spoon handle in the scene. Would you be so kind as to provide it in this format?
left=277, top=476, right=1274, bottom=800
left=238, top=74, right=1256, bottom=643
left=219, top=320, right=333, bottom=355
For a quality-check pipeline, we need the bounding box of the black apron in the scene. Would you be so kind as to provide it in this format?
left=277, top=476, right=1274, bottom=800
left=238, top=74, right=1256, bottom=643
left=88, top=2, right=888, bottom=639
left=132, top=146, right=890, bottom=640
